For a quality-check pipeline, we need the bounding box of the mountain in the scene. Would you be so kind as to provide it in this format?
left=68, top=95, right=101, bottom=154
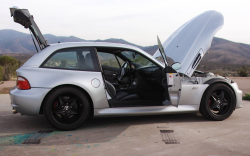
left=0, top=29, right=250, bottom=65
left=203, top=38, right=250, bottom=65
left=0, top=29, right=157, bottom=54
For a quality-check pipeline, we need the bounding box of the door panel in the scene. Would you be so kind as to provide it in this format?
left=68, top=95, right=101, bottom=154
left=167, top=72, right=181, bottom=107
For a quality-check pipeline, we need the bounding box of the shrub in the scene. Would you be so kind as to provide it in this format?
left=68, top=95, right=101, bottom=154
left=0, top=66, right=3, bottom=81
left=0, top=56, right=21, bottom=81
left=237, top=66, right=250, bottom=77
left=243, top=93, right=250, bottom=101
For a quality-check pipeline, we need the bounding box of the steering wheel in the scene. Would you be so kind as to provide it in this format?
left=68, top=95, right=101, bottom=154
left=118, top=61, right=129, bottom=81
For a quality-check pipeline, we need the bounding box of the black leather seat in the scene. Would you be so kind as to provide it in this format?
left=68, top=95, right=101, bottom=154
left=105, top=80, right=139, bottom=101
left=78, top=54, right=85, bottom=69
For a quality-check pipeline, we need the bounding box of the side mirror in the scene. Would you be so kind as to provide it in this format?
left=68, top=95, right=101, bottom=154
left=171, top=62, right=182, bottom=70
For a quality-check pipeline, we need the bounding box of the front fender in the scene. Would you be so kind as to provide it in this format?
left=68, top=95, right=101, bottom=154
left=203, top=78, right=242, bottom=109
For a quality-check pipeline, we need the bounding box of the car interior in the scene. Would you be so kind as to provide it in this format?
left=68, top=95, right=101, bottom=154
left=96, top=47, right=167, bottom=107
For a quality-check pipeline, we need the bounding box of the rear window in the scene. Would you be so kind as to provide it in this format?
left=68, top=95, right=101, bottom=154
left=42, top=48, right=97, bottom=71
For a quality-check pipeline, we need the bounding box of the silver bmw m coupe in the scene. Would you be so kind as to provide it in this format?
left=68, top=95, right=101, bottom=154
left=9, top=8, right=242, bottom=130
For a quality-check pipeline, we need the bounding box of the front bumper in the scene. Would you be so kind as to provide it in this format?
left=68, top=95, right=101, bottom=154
left=230, top=83, right=242, bottom=109
left=10, top=87, right=51, bottom=115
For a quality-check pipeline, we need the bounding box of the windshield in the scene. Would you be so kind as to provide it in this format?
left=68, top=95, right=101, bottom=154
left=121, top=51, right=156, bottom=68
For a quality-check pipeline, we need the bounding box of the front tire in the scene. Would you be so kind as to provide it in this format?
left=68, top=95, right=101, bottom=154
left=200, top=83, right=236, bottom=121
left=44, top=86, right=90, bottom=131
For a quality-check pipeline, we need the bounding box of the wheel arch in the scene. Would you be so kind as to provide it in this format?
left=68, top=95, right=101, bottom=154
left=201, top=79, right=236, bottom=110
left=39, top=84, right=94, bottom=118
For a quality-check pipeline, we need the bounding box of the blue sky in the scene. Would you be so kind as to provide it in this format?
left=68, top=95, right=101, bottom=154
left=0, top=0, right=250, bottom=46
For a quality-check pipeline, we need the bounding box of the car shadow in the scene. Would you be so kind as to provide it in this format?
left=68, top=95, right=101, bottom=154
left=0, top=111, right=209, bottom=146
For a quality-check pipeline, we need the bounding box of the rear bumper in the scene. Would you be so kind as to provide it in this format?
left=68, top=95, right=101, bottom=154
left=10, top=87, right=51, bottom=115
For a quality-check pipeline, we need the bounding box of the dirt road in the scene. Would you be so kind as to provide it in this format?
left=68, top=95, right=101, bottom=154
left=230, top=77, right=250, bottom=95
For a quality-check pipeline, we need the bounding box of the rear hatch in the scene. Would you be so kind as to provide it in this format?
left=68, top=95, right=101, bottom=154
left=10, top=7, right=48, bottom=50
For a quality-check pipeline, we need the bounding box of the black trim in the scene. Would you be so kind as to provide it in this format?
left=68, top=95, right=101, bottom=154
left=40, top=47, right=100, bottom=72
left=92, top=47, right=103, bottom=72
left=165, top=66, right=177, bottom=73
left=192, top=53, right=201, bottom=69
left=115, top=55, right=122, bottom=68
left=108, top=99, right=162, bottom=107
left=89, top=47, right=100, bottom=71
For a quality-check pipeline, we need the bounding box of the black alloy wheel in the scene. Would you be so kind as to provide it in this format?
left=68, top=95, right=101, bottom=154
left=200, top=83, right=236, bottom=121
left=209, top=90, right=230, bottom=115
left=44, top=87, right=90, bottom=130
left=52, top=95, right=83, bottom=125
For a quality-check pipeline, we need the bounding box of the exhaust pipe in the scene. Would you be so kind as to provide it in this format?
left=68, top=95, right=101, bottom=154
left=13, top=109, right=18, bottom=114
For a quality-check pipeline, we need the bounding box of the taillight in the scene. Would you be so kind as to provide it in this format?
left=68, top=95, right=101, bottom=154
left=17, top=76, right=31, bottom=90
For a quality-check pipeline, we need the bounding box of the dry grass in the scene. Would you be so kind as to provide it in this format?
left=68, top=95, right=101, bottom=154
left=0, top=87, right=13, bottom=94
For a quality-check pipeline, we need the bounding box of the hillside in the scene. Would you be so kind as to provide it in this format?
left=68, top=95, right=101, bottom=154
left=0, top=29, right=157, bottom=54
left=0, top=29, right=250, bottom=66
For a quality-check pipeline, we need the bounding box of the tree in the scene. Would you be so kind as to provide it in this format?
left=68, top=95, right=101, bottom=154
left=0, top=56, right=20, bottom=81
left=237, top=66, right=250, bottom=77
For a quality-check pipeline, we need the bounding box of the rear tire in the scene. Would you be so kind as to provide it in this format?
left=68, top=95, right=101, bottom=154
left=44, top=86, right=90, bottom=131
left=200, top=83, right=235, bottom=121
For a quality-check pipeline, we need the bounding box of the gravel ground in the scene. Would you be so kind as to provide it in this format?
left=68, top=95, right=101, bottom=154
left=0, top=81, right=16, bottom=90
left=0, top=94, right=249, bottom=156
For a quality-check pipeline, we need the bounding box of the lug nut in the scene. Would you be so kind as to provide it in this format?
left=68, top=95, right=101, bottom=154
left=13, top=110, right=18, bottom=114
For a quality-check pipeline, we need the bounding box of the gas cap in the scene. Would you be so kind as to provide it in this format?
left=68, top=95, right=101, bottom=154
left=91, top=79, right=100, bottom=88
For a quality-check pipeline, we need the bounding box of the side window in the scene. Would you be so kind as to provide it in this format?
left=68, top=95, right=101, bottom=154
left=43, top=51, right=78, bottom=69
left=97, top=52, right=120, bottom=68
left=121, top=51, right=156, bottom=67
left=42, top=48, right=96, bottom=71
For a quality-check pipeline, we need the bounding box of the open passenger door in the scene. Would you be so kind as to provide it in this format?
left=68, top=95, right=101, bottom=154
left=10, top=7, right=48, bottom=50
left=157, top=36, right=181, bottom=107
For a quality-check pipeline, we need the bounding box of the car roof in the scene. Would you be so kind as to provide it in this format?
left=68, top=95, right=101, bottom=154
left=49, top=42, right=143, bottom=52
left=22, top=41, right=164, bottom=68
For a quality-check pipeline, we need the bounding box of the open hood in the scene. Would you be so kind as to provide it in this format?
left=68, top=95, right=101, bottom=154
left=10, top=7, right=48, bottom=50
left=153, top=10, right=224, bottom=77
